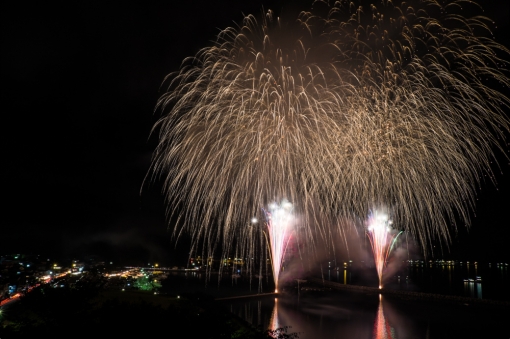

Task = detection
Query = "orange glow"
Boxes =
[373,296,396,339]
[268,298,279,331]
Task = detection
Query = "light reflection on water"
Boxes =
[222,290,508,339]
[374,295,394,339]
[324,262,509,301]
[269,298,279,330]
[169,269,508,337]
[226,293,415,338]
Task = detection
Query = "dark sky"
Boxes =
[2,1,509,265]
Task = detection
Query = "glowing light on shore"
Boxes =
[263,200,294,293]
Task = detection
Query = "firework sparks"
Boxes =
[366,210,397,288]
[263,200,294,292]
[149,0,510,264]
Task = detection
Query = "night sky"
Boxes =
[2,1,509,265]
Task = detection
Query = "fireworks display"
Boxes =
[366,210,397,288]
[150,0,510,263]
[263,200,295,292]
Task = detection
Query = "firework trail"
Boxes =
[262,200,294,292]
[149,0,510,262]
[366,209,398,288]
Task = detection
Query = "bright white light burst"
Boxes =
[264,199,294,292]
[367,210,395,288]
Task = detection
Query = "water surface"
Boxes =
[221,290,509,339]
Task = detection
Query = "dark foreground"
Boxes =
[222,278,510,339]
[0,272,294,339]
[2,271,509,338]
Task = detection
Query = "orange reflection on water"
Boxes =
[373,295,396,339]
[269,298,279,330]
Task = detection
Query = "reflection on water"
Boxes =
[166,269,508,337]
[325,261,509,301]
[463,279,483,299]
[223,289,508,339]
[226,292,419,339]
[269,298,279,330]
[374,295,396,339]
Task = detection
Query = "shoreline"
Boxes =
[307,277,510,308]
